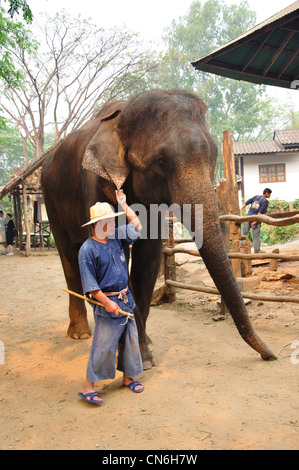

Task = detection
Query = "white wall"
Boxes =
[242,151,299,202]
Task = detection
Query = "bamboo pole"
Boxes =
[63,289,134,318]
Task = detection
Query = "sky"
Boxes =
[27,0,299,109]
[27,0,296,42]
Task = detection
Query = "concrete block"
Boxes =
[235,276,260,291]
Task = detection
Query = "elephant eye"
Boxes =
[154,156,168,169]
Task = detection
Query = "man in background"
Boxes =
[240,188,272,253]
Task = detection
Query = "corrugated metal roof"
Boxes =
[192,1,299,89]
[234,129,299,155]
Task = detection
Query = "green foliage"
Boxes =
[0,195,14,214]
[260,224,299,245]
[0,1,35,128]
[0,3,34,85]
[0,124,34,184]
[267,198,291,213]
[6,0,33,22]
[293,199,299,210]
[0,124,56,185]
[148,0,296,155]
[267,198,299,213]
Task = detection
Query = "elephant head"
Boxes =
[82,89,276,361]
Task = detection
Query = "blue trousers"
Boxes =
[86,308,143,383]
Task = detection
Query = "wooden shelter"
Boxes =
[192,1,299,89]
[0,145,58,256]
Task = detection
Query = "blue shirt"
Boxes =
[245,195,269,215]
[78,223,140,317]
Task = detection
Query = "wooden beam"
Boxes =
[243,31,273,72]
[278,45,299,78]
[263,31,295,76]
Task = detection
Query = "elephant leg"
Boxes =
[67,280,91,340]
[60,251,92,340]
[130,238,163,369]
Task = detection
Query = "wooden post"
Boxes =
[13,191,19,249]
[22,183,31,257]
[15,188,22,249]
[216,178,230,251]
[221,131,242,313]
[222,130,246,278]
[269,249,279,271]
[163,212,176,303]
[240,236,252,276]
[222,130,239,215]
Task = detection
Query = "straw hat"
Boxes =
[81,202,125,227]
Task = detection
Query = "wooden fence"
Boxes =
[162,212,299,306]
[161,130,299,307]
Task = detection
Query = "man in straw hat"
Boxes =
[77,190,144,405]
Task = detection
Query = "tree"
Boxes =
[0,123,34,184]
[0,0,34,128]
[151,0,292,147]
[0,10,160,161]
[5,0,32,21]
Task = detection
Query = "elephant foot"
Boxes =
[67,320,92,339]
[261,351,277,361]
[140,343,155,370]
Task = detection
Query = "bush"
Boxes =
[267,198,290,213]
[267,198,299,213]
[260,224,299,245]
[293,199,299,210]
[261,198,299,245]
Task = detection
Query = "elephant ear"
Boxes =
[82,103,129,189]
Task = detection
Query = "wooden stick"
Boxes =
[63,288,134,318]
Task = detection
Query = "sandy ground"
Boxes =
[0,241,298,451]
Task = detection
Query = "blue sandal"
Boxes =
[123,381,144,393]
[78,391,103,405]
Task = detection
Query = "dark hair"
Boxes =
[263,188,272,195]
[6,212,12,218]
[0,210,3,215]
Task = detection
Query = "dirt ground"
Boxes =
[0,240,298,451]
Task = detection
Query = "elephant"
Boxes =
[41,89,276,368]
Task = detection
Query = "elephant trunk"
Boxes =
[183,186,276,361]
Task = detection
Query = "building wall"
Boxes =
[242,151,299,202]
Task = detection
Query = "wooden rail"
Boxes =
[219,213,299,227]
[162,209,299,305]
[163,245,299,261]
[165,280,299,304]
